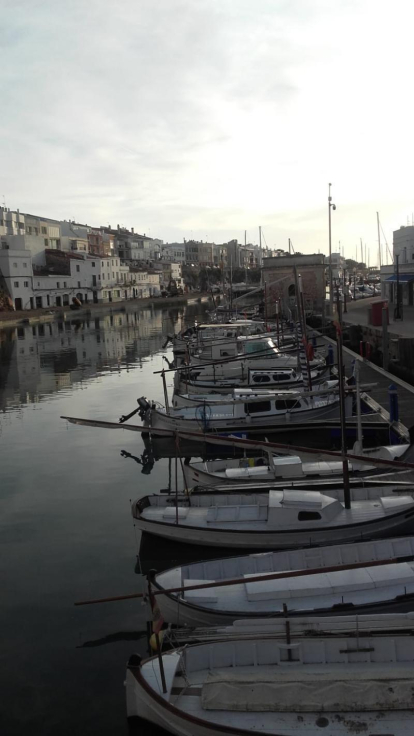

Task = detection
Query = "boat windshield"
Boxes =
[245,340,274,355]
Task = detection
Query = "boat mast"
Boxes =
[336,287,351,509]
[377,211,382,268]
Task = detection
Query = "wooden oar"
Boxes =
[74,554,414,606]
[60,416,414,471]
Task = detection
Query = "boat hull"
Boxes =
[155,588,414,628]
[133,506,414,549]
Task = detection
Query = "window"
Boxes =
[92,262,95,267]
[298,511,322,521]
[57,282,60,288]
[14,281,19,287]
[285,400,300,410]
[273,373,291,382]
[245,341,268,354]
[107,261,109,267]
[44,239,48,246]
[77,281,81,288]
[41,226,47,234]
[23,262,27,268]
[116,290,120,297]
[112,272,115,279]
[63,282,67,288]
[24,281,29,287]
[112,260,114,265]
[76,265,80,272]
[34,227,39,236]
[244,401,271,414]
[102,274,105,280]
[252,374,270,384]
[99,274,101,280]
[13,262,17,267]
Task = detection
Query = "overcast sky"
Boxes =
[1,0,413,261]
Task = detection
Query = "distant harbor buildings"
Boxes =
[0,205,278,311]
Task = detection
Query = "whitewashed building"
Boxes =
[0,247,34,310]
[161,243,186,263]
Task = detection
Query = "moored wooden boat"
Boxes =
[185,442,410,487]
[126,634,414,734]
[172,382,339,409]
[141,389,347,434]
[131,488,414,549]
[153,535,414,627]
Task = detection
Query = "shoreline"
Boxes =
[0,292,211,329]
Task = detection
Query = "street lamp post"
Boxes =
[328,183,336,316]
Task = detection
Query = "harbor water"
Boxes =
[0,302,211,736]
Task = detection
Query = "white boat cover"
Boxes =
[201,667,414,712]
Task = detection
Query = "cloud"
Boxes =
[0,0,413,256]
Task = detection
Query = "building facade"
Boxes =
[262,254,326,317]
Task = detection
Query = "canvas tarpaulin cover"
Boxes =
[201,667,414,712]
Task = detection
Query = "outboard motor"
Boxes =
[137,397,151,420]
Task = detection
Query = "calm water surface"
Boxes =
[0,302,210,736]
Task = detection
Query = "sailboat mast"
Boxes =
[336,288,351,509]
[377,212,382,268]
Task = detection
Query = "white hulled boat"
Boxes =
[185,442,410,487]
[176,364,328,394]
[140,388,347,434]
[172,382,339,410]
[153,535,414,627]
[131,488,414,548]
[126,634,414,734]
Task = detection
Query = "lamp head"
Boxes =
[332,204,336,211]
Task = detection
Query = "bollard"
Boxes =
[327,345,334,366]
[389,384,399,424]
[312,335,317,348]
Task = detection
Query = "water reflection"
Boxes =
[0,303,208,413]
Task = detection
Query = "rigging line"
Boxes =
[261,229,268,248]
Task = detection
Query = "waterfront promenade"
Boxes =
[343,296,414,338]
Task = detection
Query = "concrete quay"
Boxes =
[342,296,414,339]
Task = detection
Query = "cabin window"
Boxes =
[253,375,270,383]
[244,401,271,414]
[276,399,300,411]
[273,373,290,381]
[285,400,300,410]
[298,511,322,521]
[245,341,267,354]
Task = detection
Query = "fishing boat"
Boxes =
[171,321,273,356]
[175,364,329,394]
[189,336,325,372]
[139,388,347,435]
[131,488,414,548]
[185,442,410,487]
[153,535,414,627]
[126,633,414,734]
[172,382,339,409]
